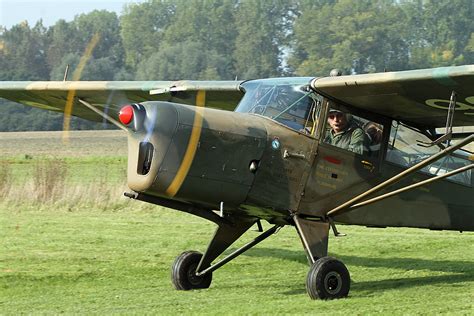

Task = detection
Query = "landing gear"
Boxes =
[171,224,279,292]
[172,251,212,290]
[170,217,350,299]
[306,257,350,300]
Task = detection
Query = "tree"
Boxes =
[402,0,474,68]
[289,0,410,76]
[74,10,124,62]
[135,41,228,80]
[45,19,80,71]
[233,0,296,79]
[289,0,474,76]
[165,1,238,56]
[48,10,126,81]
[0,21,50,80]
[120,0,177,70]
[130,0,241,80]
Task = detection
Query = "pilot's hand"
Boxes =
[299,127,311,134]
[366,124,382,143]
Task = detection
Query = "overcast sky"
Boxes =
[0,0,146,29]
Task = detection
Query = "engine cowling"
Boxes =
[122,101,268,209]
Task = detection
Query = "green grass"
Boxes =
[1,131,473,314]
[1,205,473,315]
[8,156,127,185]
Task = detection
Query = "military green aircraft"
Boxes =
[1,65,473,299]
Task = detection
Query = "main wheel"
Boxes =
[172,251,212,290]
[306,256,350,300]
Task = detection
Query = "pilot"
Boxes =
[324,109,369,155]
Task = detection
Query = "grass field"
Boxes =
[1,131,473,314]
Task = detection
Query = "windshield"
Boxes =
[235,78,321,133]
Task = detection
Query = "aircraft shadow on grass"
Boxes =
[240,247,474,296]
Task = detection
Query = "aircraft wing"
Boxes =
[0,80,244,122]
[312,65,474,128]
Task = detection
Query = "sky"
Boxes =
[0,0,146,29]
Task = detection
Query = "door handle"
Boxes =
[283,149,306,159]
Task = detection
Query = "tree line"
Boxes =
[0,0,473,131]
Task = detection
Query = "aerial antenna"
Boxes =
[63,64,70,81]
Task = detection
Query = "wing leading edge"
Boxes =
[0,80,244,122]
[312,65,474,128]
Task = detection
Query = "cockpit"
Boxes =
[235,78,321,133]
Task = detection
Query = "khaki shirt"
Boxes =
[324,122,369,155]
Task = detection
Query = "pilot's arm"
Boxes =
[348,128,370,155]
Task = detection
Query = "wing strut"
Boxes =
[326,134,474,218]
[418,91,456,147]
[347,163,473,210]
[78,98,127,131]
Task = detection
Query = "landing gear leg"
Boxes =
[293,215,350,299]
[171,218,279,291]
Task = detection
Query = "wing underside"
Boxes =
[0,80,244,122]
[312,65,474,128]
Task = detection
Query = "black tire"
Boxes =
[306,256,350,300]
[172,251,212,290]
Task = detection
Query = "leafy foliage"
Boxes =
[0,0,472,130]
[233,0,296,79]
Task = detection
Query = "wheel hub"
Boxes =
[187,263,203,286]
[324,271,342,294]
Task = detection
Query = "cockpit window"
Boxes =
[236,78,322,134]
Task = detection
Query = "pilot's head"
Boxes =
[328,109,349,133]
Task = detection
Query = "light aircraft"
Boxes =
[1,65,473,299]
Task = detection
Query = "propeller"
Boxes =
[62,33,101,144]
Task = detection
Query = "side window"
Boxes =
[387,122,472,186]
[323,107,383,158]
